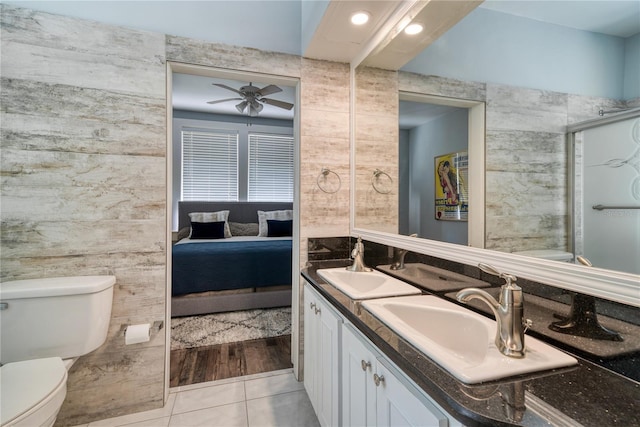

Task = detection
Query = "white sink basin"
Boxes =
[362,295,577,384]
[317,268,421,300]
[378,263,490,292]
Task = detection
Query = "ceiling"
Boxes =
[4,0,638,119]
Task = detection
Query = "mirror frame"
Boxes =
[348,4,639,308]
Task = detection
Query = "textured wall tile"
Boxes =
[567,94,626,125]
[486,83,568,133]
[398,72,486,101]
[299,58,350,240]
[1,6,165,96]
[1,79,165,157]
[301,59,350,112]
[355,67,399,116]
[354,67,399,233]
[0,5,167,425]
[484,128,568,252]
[166,35,301,79]
[60,345,165,426]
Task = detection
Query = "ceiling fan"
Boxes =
[207,82,294,117]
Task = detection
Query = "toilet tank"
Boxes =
[0,276,115,364]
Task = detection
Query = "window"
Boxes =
[181,129,239,201]
[248,133,294,201]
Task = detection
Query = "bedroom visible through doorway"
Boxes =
[167,64,298,388]
[170,308,292,387]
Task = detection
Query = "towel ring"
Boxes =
[371,169,393,194]
[317,168,341,194]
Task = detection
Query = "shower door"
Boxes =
[577,115,640,274]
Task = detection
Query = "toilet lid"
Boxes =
[0,357,67,425]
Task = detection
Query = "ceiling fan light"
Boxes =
[404,23,423,35]
[250,100,264,113]
[236,101,247,114]
[351,11,370,26]
[249,105,261,117]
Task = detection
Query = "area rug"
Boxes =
[171,307,291,350]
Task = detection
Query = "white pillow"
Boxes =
[257,210,293,237]
[188,210,231,238]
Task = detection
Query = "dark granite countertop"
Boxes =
[301,261,640,427]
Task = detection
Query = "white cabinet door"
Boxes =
[376,360,450,427]
[303,284,318,411]
[343,323,453,427]
[303,282,342,427]
[342,323,377,427]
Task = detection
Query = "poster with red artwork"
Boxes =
[435,151,468,221]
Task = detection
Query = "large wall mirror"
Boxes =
[351,0,639,306]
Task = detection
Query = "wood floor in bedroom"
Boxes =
[170,335,293,387]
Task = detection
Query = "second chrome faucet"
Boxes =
[346,236,372,272]
[456,263,532,358]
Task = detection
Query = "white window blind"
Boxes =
[248,133,294,201]
[181,129,239,201]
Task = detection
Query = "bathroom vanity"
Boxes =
[301,261,640,427]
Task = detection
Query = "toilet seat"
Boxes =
[1,357,67,427]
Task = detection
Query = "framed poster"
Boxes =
[435,151,468,221]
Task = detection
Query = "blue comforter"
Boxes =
[171,238,292,296]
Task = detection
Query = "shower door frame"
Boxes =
[566,107,640,272]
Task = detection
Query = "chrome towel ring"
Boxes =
[371,169,393,194]
[317,167,341,194]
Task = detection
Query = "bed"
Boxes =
[171,201,293,317]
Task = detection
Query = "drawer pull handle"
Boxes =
[315,307,321,315]
[373,373,385,387]
[361,360,371,371]
[310,302,316,309]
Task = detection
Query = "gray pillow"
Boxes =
[177,227,191,240]
[229,222,259,237]
[257,210,293,237]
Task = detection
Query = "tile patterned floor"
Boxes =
[72,369,319,427]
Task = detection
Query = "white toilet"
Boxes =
[0,276,115,427]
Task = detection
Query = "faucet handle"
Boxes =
[478,263,518,287]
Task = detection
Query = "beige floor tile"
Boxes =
[120,416,171,427]
[246,390,319,427]
[245,372,304,400]
[88,395,176,426]
[172,382,245,415]
[169,402,248,427]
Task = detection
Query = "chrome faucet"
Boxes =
[390,248,409,270]
[390,234,418,270]
[456,263,532,358]
[346,236,372,272]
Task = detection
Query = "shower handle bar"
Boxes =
[598,108,632,116]
[592,204,640,211]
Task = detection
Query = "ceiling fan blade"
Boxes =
[258,84,282,97]
[236,100,248,114]
[213,83,242,94]
[206,97,242,105]
[261,98,294,110]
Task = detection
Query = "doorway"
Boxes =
[165,62,300,389]
[398,92,485,248]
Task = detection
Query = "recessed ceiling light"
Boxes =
[404,23,423,35]
[351,11,370,26]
